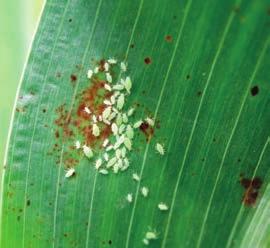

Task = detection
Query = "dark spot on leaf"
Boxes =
[144,57,152,65]
[139,122,154,142]
[197,91,202,96]
[130,44,135,48]
[238,158,241,163]
[165,35,173,42]
[56,72,61,78]
[17,216,21,221]
[233,5,240,13]
[27,199,31,206]
[55,130,60,138]
[70,74,77,82]
[173,15,177,19]
[186,74,191,80]
[213,138,216,142]
[68,18,72,22]
[267,7,270,16]
[240,176,263,206]
[250,85,259,96]
[42,109,47,113]
[108,240,112,245]
[64,233,68,237]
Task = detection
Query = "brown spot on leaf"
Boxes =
[139,122,154,142]
[240,176,263,206]
[250,85,259,96]
[144,57,152,65]
[165,35,173,42]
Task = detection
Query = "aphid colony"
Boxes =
[64,58,168,245]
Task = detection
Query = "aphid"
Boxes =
[145,231,158,240]
[113,91,120,98]
[104,83,112,91]
[113,84,124,91]
[117,158,123,168]
[127,108,135,116]
[122,113,128,123]
[102,139,109,147]
[94,66,99,74]
[121,158,130,171]
[143,239,149,245]
[110,95,116,105]
[99,169,109,175]
[114,135,125,149]
[158,202,169,211]
[121,147,127,158]
[98,115,103,122]
[92,123,100,137]
[126,125,134,139]
[119,124,126,134]
[113,163,120,173]
[115,149,122,159]
[126,193,133,203]
[95,158,102,170]
[104,99,112,106]
[112,107,119,114]
[123,76,132,94]
[106,72,112,83]
[87,69,93,79]
[141,187,149,197]
[102,106,112,120]
[107,157,117,168]
[104,62,109,71]
[116,114,123,126]
[133,120,143,128]
[83,145,93,158]
[120,62,127,72]
[103,119,111,125]
[124,137,132,151]
[111,123,118,135]
[92,115,97,123]
[106,145,114,152]
[65,168,75,178]
[108,112,117,121]
[156,143,165,155]
[145,117,155,127]
[117,94,125,110]
[75,140,81,149]
[108,58,117,64]
[132,173,140,181]
[84,106,91,114]
[104,153,109,161]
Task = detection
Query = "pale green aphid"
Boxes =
[99,169,109,175]
[110,95,116,105]
[104,99,112,106]
[132,173,140,181]
[92,123,100,137]
[126,125,134,139]
[141,186,149,197]
[120,61,127,72]
[121,147,127,158]
[102,139,109,147]
[158,202,169,211]
[104,62,109,71]
[111,123,118,135]
[107,157,117,168]
[156,143,165,155]
[145,230,158,240]
[92,115,97,123]
[143,239,149,245]
[115,149,122,159]
[133,120,143,128]
[94,66,99,74]
[83,145,93,158]
[103,153,109,161]
[113,163,120,174]
[122,113,128,123]
[126,193,132,203]
[127,108,135,116]
[65,168,75,178]
[106,145,113,152]
[95,158,102,170]
[123,76,132,94]
[108,112,117,121]
[106,72,112,83]
[75,140,81,149]
[87,69,93,79]
[102,106,111,120]
[124,137,132,150]
[145,117,155,127]
[113,84,124,91]
[108,58,117,64]
[116,114,123,126]
[104,83,112,91]
[84,106,91,114]
[119,124,126,134]
[114,135,125,149]
[117,94,125,110]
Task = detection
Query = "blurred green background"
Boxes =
[0,1,44,167]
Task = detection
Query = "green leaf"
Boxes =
[1,0,270,247]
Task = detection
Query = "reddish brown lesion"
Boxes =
[139,122,154,142]
[240,176,263,206]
